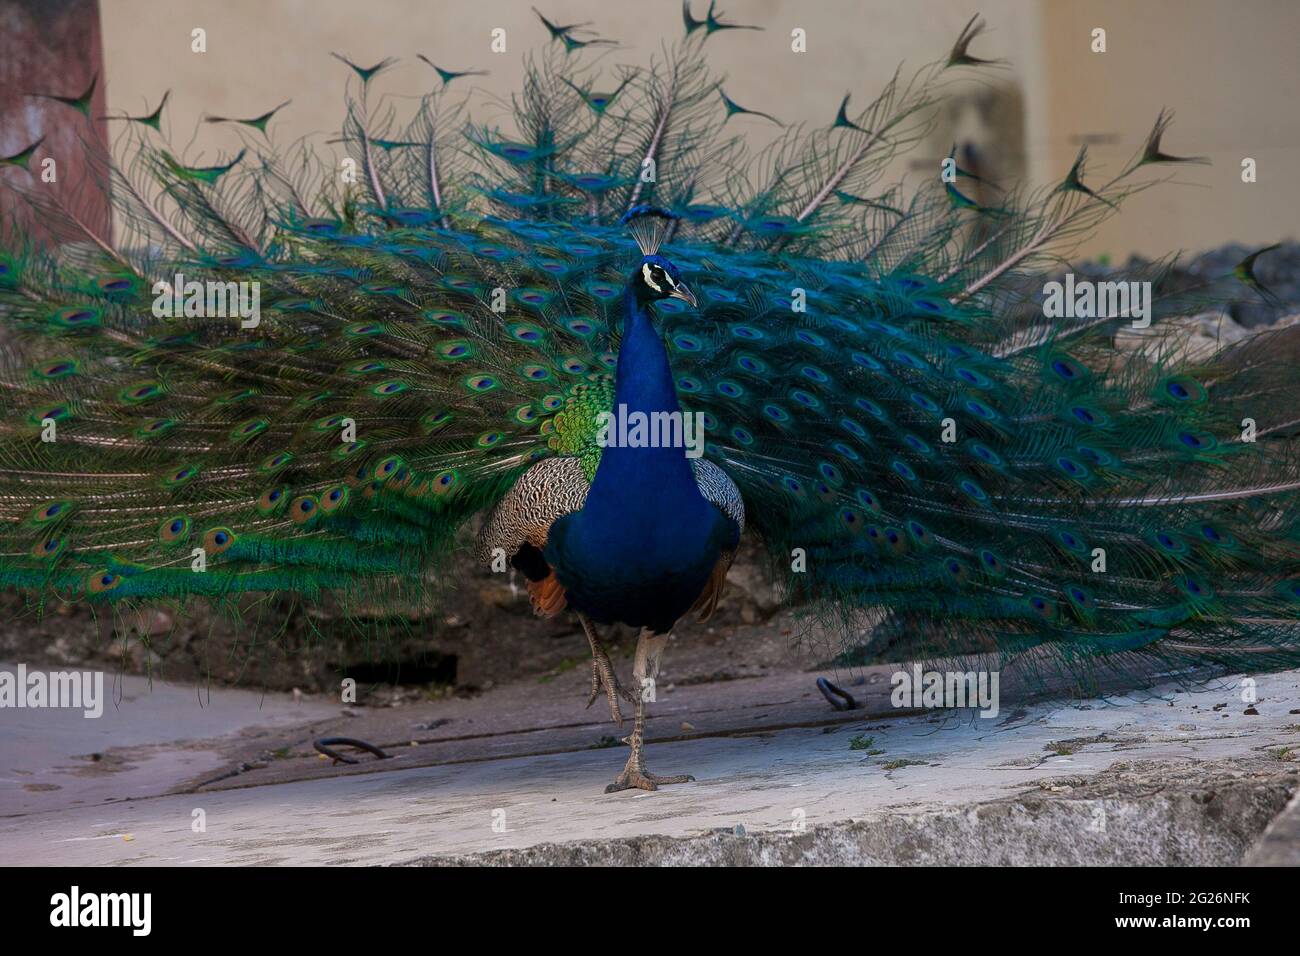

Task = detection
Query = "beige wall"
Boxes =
[98,0,1297,259]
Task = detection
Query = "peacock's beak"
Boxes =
[668,282,697,309]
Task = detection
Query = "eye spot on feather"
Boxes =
[334,439,367,460]
[1047,354,1089,383]
[165,465,198,487]
[231,418,268,442]
[509,323,545,343]
[1152,530,1188,555]
[1076,445,1113,467]
[856,398,886,419]
[160,516,190,542]
[87,571,122,595]
[423,309,466,327]
[432,470,458,495]
[1057,530,1087,554]
[1177,430,1216,451]
[29,406,70,426]
[290,496,319,523]
[421,409,454,432]
[51,306,101,330]
[1027,595,1056,619]
[1160,376,1206,404]
[855,489,881,514]
[1055,456,1088,479]
[34,359,78,380]
[911,392,941,415]
[438,341,473,360]
[980,550,1005,576]
[893,350,926,371]
[763,404,791,423]
[840,418,867,439]
[374,456,403,480]
[892,460,917,482]
[203,527,236,555]
[321,485,350,513]
[121,382,163,404]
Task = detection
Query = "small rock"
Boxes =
[680,722,695,732]
[1244,707,1259,715]
[733,824,746,837]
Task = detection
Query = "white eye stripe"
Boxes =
[642,262,664,292]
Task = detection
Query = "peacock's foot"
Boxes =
[585,646,634,726]
[604,751,695,793]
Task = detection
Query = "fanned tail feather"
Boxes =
[0,23,1296,684]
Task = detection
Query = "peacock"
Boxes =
[1,12,1297,793]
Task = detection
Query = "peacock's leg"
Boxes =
[605,629,695,794]
[579,613,634,726]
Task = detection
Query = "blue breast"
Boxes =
[545,286,738,631]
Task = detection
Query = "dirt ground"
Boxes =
[0,536,830,703]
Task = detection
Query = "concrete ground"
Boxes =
[1,658,1298,866]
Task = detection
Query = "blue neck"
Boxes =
[584,285,703,511]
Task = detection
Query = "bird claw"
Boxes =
[605,768,695,794]
[585,653,629,726]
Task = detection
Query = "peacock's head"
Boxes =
[634,254,697,308]
[621,205,696,309]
